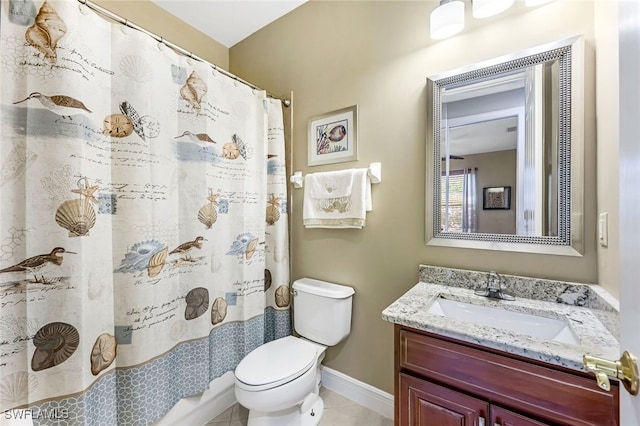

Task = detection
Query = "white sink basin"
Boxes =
[427,297,579,345]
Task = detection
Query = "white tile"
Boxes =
[318,389,393,426]
[319,405,386,426]
[205,421,230,426]
[231,403,249,421]
[214,388,393,426]
[206,404,233,424]
[319,387,356,408]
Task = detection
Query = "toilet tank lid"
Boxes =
[292,278,355,298]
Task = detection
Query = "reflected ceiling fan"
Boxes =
[441,155,465,160]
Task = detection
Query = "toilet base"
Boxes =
[246,394,324,426]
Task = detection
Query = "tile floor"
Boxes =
[205,387,393,426]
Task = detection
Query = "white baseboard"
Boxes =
[320,366,394,420]
[153,367,394,425]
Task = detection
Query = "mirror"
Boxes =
[426,36,584,256]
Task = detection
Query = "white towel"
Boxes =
[303,168,372,229]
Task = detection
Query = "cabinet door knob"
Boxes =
[583,350,639,395]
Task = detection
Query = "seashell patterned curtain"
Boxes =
[0,0,291,424]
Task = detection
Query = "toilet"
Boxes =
[234,278,355,426]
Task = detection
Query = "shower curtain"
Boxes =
[0,0,290,424]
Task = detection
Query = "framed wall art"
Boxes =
[483,186,511,210]
[308,105,358,166]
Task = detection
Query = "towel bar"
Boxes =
[289,162,382,189]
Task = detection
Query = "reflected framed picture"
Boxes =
[483,186,511,210]
[308,105,358,166]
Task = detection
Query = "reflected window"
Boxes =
[441,168,479,233]
[441,170,464,232]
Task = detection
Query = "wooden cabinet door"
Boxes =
[491,405,550,426]
[399,373,488,426]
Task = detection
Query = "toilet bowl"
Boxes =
[234,278,354,426]
[235,336,326,426]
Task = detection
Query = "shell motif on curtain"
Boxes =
[0,0,290,424]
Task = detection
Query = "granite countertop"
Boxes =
[382,266,620,373]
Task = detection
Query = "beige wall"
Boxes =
[92,0,228,69]
[230,1,600,394]
[595,0,620,299]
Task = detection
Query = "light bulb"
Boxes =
[472,0,515,18]
[430,0,465,40]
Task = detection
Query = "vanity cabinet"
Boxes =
[395,325,619,426]
[399,373,548,425]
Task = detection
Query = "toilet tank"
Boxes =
[292,278,355,346]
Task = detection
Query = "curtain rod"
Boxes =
[76,0,290,107]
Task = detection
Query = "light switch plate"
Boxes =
[599,212,608,247]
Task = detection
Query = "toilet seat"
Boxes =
[235,336,318,391]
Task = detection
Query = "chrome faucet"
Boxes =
[474,271,515,301]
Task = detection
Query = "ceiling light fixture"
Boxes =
[472,0,515,18]
[430,0,465,40]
